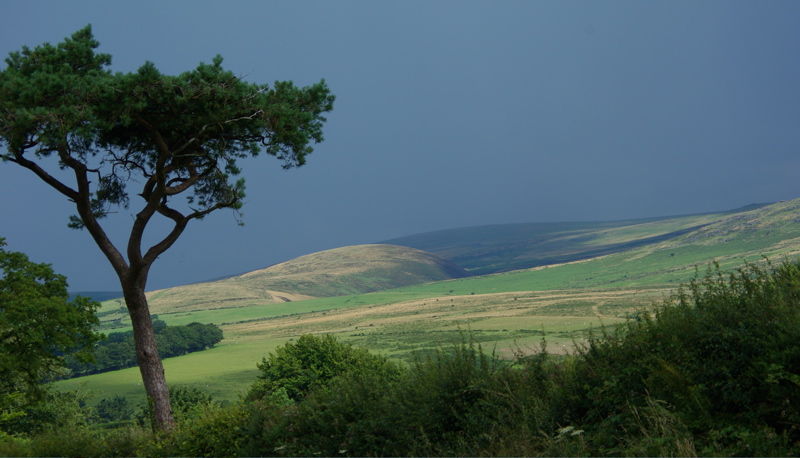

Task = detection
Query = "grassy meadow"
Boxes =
[58,199,800,406]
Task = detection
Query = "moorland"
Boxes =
[58,199,800,403]
[7,198,800,456]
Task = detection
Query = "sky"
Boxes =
[1,1,799,292]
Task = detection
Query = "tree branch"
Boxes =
[127,116,175,273]
[54,143,130,278]
[164,161,199,196]
[141,192,241,268]
[5,149,80,201]
[173,109,265,155]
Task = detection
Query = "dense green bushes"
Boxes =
[245,333,402,402]
[4,259,800,456]
[0,239,102,432]
[240,335,510,456]
[559,260,800,455]
[95,395,133,424]
[167,260,800,456]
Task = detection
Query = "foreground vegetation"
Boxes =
[4,259,800,456]
[48,200,800,408]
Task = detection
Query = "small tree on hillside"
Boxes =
[0,26,335,430]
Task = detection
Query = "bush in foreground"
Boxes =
[4,260,800,456]
[245,333,402,402]
[556,260,800,455]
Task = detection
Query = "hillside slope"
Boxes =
[383,204,771,275]
[142,244,468,315]
[74,200,800,403]
[236,244,469,297]
[102,201,796,320]
[400,199,800,295]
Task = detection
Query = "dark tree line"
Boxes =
[64,320,223,377]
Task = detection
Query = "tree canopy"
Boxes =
[0,25,334,430]
[0,25,334,236]
[0,238,102,403]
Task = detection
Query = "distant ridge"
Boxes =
[74,203,781,300]
[382,203,776,275]
[721,202,774,214]
[88,200,800,332]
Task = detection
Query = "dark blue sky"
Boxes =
[2,1,799,291]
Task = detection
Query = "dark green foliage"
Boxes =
[0,425,153,457]
[383,337,511,454]
[0,239,102,394]
[239,333,547,457]
[257,364,403,456]
[168,386,214,420]
[557,260,800,455]
[96,395,133,423]
[0,239,101,435]
[64,321,223,377]
[1,388,93,436]
[246,333,401,402]
[135,385,215,431]
[155,321,224,357]
[162,403,251,458]
[7,260,800,456]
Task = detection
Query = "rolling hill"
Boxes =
[95,200,800,320]
[381,203,772,275]
[66,198,800,404]
[395,199,800,298]
[137,244,469,315]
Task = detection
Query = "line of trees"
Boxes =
[64,320,223,378]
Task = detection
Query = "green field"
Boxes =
[58,340,269,405]
[58,199,800,406]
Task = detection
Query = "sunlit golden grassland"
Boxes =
[59,199,800,405]
[60,285,665,404]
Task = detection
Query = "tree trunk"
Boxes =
[122,284,175,431]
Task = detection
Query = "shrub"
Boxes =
[241,334,404,456]
[259,332,543,457]
[96,395,133,423]
[390,335,509,454]
[246,334,400,402]
[1,388,92,436]
[163,403,252,458]
[245,364,403,457]
[557,260,800,455]
[0,426,154,457]
[136,385,214,430]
